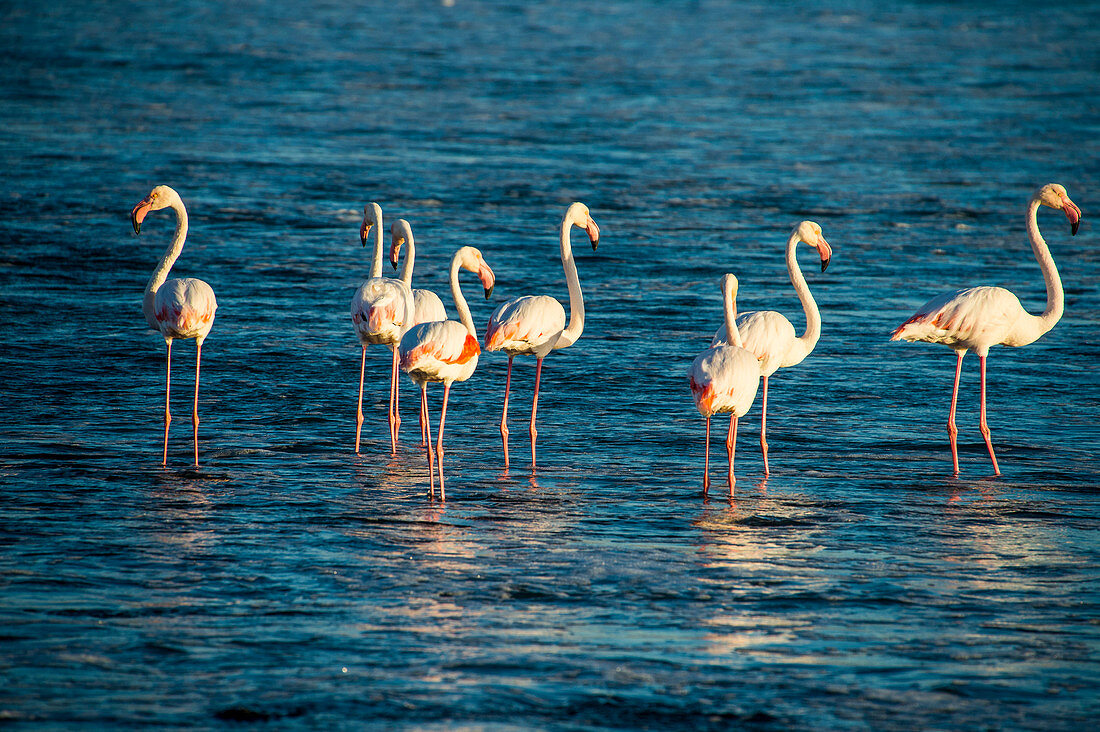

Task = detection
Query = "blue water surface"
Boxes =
[1,0,1098,728]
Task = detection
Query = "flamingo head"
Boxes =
[796,220,832,272]
[361,202,382,247]
[565,202,600,250]
[1038,184,1081,236]
[454,246,496,299]
[389,218,413,271]
[130,185,179,235]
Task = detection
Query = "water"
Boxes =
[2,0,1099,728]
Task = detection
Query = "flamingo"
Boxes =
[891,183,1081,476]
[130,185,218,467]
[351,202,414,454]
[390,218,448,446]
[711,220,832,476]
[399,246,496,500]
[690,274,762,495]
[484,202,600,470]
[390,218,448,324]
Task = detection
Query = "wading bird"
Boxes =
[131,185,218,467]
[484,203,600,470]
[891,183,1081,475]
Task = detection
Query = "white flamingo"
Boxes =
[484,202,600,470]
[690,274,762,495]
[351,202,413,454]
[389,218,448,324]
[891,183,1081,475]
[130,185,218,467]
[712,220,832,476]
[399,246,496,500]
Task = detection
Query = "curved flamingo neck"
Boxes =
[1026,196,1064,335]
[369,209,384,280]
[554,216,584,349]
[396,221,416,287]
[143,197,188,327]
[722,278,744,348]
[450,256,476,338]
[786,229,821,360]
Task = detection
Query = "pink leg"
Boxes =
[355,346,366,454]
[388,346,401,454]
[437,382,451,501]
[421,383,436,497]
[163,340,173,466]
[978,355,1001,476]
[192,341,202,467]
[703,415,711,496]
[500,355,513,468]
[948,352,963,475]
[530,356,544,470]
[419,394,427,447]
[726,413,738,495]
[759,375,770,476]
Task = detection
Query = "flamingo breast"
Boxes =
[154,277,217,341]
[351,277,412,346]
[689,344,761,418]
[712,310,798,376]
[484,295,565,355]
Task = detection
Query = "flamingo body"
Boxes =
[413,288,447,325]
[891,285,1036,354]
[714,310,797,377]
[149,277,217,342]
[485,295,566,357]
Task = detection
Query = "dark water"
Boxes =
[2,0,1099,728]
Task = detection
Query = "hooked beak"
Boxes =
[479,262,496,299]
[389,237,402,271]
[1064,198,1082,236]
[585,215,600,251]
[360,221,372,248]
[817,236,833,272]
[131,195,153,235]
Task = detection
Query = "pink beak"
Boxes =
[360,220,372,248]
[585,216,600,250]
[389,237,402,271]
[817,236,833,272]
[478,262,496,299]
[1064,199,1082,236]
[131,195,153,235]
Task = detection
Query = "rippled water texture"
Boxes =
[2,0,1099,728]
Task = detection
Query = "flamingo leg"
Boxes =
[388,346,400,454]
[947,351,963,475]
[421,383,436,498]
[163,340,173,466]
[978,355,1001,476]
[703,415,711,496]
[530,356,544,470]
[437,382,451,501]
[727,413,738,496]
[355,346,366,454]
[192,341,202,468]
[500,355,512,468]
[759,375,770,476]
[419,393,427,447]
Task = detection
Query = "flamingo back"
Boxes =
[712,310,799,377]
[689,344,761,418]
[153,277,217,342]
[413,288,447,325]
[399,320,481,384]
[485,295,566,355]
[891,286,1029,352]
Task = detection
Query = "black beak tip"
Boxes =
[591,237,599,251]
[484,285,494,299]
[821,257,831,273]
[360,235,368,248]
[1072,220,1080,236]
[132,221,141,235]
